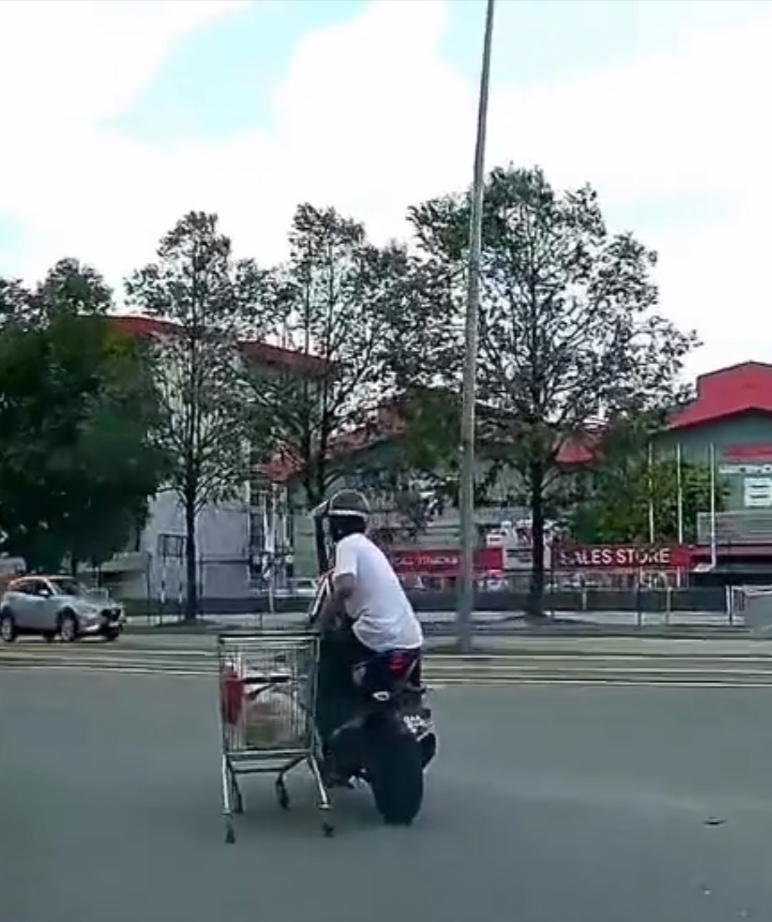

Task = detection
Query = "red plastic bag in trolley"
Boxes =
[220,664,245,726]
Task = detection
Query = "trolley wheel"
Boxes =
[276,779,290,810]
[225,820,235,844]
[322,821,335,837]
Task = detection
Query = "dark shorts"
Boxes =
[316,624,421,744]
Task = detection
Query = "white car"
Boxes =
[0,576,125,643]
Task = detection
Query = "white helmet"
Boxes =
[311,489,370,523]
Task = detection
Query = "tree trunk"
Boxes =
[527,461,546,618]
[184,495,198,622]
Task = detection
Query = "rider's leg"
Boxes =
[316,631,353,745]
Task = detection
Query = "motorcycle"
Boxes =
[309,524,437,826]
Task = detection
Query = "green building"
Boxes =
[660,361,772,577]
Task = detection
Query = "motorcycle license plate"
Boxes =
[402,712,433,740]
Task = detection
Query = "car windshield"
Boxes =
[48,578,82,597]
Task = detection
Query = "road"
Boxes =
[4,632,772,685]
[2,670,771,922]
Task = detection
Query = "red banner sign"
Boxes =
[554,544,691,570]
[723,444,772,461]
[391,547,504,575]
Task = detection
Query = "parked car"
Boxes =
[0,576,125,643]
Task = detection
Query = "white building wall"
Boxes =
[106,490,253,600]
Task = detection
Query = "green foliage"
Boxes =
[0,261,165,571]
[571,451,720,545]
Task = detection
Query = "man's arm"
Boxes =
[318,537,358,633]
[318,573,356,633]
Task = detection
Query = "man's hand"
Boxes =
[318,573,356,633]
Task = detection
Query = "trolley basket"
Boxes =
[217,631,332,841]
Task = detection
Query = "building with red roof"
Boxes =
[100,314,326,601]
[110,314,327,376]
[657,361,772,580]
[100,327,772,591]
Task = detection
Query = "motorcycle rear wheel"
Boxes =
[367,730,424,826]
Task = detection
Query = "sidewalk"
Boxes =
[425,634,772,657]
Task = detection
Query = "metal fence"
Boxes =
[122,585,735,623]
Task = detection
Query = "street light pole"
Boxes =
[458,0,495,653]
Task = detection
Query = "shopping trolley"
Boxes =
[217,631,332,842]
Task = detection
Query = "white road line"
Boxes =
[5,661,772,688]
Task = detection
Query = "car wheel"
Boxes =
[59,612,79,643]
[103,628,121,642]
[0,611,17,643]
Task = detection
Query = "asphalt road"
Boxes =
[6,632,772,685]
[2,672,772,921]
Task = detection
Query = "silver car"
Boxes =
[0,576,124,643]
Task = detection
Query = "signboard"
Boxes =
[744,477,772,508]
[391,547,504,575]
[485,530,505,547]
[719,463,772,476]
[505,547,533,571]
[723,444,772,461]
[553,544,691,570]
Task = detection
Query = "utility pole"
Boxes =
[709,442,717,570]
[458,0,495,653]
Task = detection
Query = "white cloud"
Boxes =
[0,0,248,276]
[1,0,771,377]
[0,1,246,125]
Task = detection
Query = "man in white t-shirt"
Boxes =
[317,489,422,653]
[313,490,423,750]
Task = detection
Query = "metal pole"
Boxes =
[676,443,684,545]
[267,484,276,618]
[709,443,717,569]
[458,0,495,653]
[647,440,655,544]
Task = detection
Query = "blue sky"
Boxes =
[109,0,762,144]
[1,0,770,375]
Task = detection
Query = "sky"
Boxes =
[0,0,770,379]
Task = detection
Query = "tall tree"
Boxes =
[249,204,450,509]
[0,260,165,572]
[126,212,262,620]
[410,166,697,614]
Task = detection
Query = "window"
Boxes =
[48,578,80,597]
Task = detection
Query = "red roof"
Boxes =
[110,315,326,374]
[261,404,603,484]
[669,361,772,430]
[260,404,407,483]
[240,339,326,375]
[556,431,603,465]
[111,315,178,338]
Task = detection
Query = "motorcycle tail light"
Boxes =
[389,652,411,675]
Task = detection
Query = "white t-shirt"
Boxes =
[334,532,423,653]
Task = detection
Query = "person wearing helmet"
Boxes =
[312,489,423,754]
